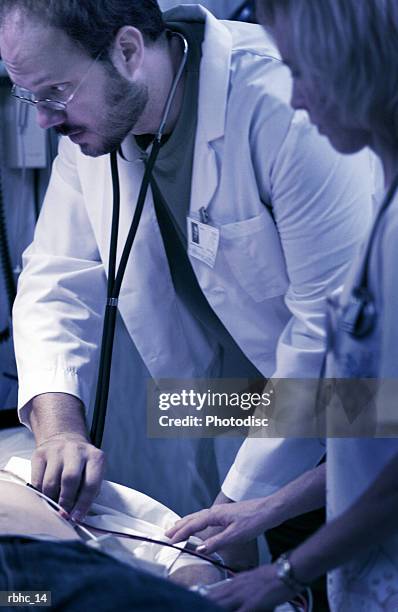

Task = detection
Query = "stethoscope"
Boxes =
[90,32,189,448]
[338,171,398,339]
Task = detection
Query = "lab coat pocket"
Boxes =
[220,209,289,302]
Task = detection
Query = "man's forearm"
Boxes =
[219,464,325,523]
[214,490,233,504]
[259,462,326,530]
[29,392,89,444]
[27,392,104,516]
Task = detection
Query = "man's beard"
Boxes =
[57,67,149,157]
[94,66,149,155]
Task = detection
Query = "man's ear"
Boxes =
[109,26,145,79]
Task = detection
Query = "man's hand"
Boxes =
[28,392,105,519]
[166,497,273,554]
[32,433,105,518]
[204,565,294,611]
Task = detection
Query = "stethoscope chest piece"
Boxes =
[338,172,398,341]
[340,286,377,338]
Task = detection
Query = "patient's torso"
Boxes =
[0,481,79,541]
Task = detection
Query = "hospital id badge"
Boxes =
[187,216,220,268]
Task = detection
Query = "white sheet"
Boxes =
[4,455,207,576]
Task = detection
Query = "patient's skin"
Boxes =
[0,481,79,540]
[0,481,223,587]
[170,564,223,587]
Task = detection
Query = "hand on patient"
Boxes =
[166,496,274,555]
[29,393,105,520]
[32,433,105,519]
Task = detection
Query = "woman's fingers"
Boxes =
[166,508,225,542]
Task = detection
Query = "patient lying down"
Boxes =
[0,476,222,611]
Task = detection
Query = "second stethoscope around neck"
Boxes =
[90,31,188,448]
[338,171,398,339]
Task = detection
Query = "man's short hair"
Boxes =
[0,0,166,58]
[258,0,398,144]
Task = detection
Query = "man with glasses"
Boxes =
[1,2,372,601]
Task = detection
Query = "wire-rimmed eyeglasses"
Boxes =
[11,51,103,112]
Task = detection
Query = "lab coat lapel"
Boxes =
[94,146,217,380]
[189,11,232,216]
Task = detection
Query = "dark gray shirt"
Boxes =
[136,22,262,379]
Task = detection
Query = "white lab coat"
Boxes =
[324,189,398,610]
[13,7,373,510]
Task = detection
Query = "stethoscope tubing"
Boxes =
[356,172,398,293]
[90,32,188,448]
[90,141,161,447]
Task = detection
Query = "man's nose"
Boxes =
[36,105,65,130]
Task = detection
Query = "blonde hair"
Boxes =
[259,0,398,143]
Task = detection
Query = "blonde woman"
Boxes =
[168,1,398,609]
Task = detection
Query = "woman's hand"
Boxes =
[204,564,295,611]
[165,497,277,554]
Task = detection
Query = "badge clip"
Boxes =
[199,206,209,224]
